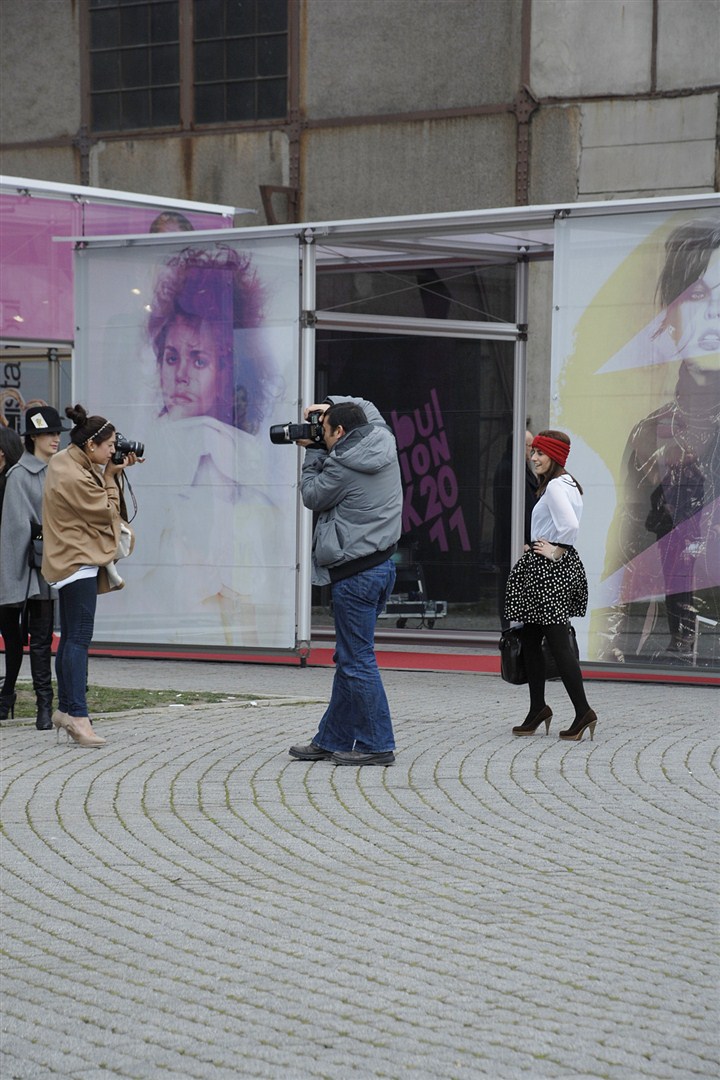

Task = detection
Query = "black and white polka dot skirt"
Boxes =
[504,548,588,625]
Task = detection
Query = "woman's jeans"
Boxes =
[56,578,97,717]
[314,559,396,753]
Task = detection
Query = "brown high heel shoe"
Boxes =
[558,709,597,742]
[512,706,552,736]
[65,716,106,749]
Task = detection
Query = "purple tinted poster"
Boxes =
[391,389,471,554]
[74,236,300,650]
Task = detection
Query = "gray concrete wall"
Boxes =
[526,261,554,430]
[88,131,289,216]
[303,0,523,117]
[577,94,719,199]
[0,146,79,185]
[301,115,516,220]
[0,0,717,450]
[0,0,80,144]
[528,105,581,205]
[656,0,720,90]
[531,0,654,97]
[1,0,717,217]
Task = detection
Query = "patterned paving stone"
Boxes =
[1,660,718,1079]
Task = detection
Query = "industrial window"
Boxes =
[88,0,288,132]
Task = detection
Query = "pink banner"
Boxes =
[0,193,231,343]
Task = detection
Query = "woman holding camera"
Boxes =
[42,405,137,748]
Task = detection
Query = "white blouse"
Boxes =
[531,475,583,546]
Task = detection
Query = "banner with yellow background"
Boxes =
[552,208,720,671]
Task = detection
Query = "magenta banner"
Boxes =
[391,389,471,554]
[0,192,231,344]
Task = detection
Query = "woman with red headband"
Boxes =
[504,430,598,741]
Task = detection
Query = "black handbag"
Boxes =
[27,521,43,570]
[499,628,526,684]
[499,625,579,685]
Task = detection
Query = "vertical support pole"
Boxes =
[47,347,60,409]
[511,254,529,567]
[296,231,316,655]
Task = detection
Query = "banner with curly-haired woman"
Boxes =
[553,209,720,672]
[74,237,299,649]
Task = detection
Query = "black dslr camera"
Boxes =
[111,433,145,464]
[269,410,325,446]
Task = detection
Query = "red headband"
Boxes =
[532,435,570,467]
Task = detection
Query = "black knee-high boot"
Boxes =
[28,599,54,730]
[0,605,24,720]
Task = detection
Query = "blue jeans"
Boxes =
[56,578,97,717]
[314,559,396,753]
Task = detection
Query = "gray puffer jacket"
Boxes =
[301,397,402,586]
[0,450,52,606]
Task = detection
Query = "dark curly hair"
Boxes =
[148,246,274,434]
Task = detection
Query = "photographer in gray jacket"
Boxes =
[290,396,402,766]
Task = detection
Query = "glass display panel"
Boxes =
[316,263,516,324]
[314,329,517,634]
[74,236,301,650]
[553,208,720,672]
[0,350,72,444]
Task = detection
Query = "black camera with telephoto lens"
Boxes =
[111,433,145,465]
[269,410,325,446]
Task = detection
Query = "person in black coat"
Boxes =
[0,425,25,721]
[0,408,67,728]
[493,429,538,629]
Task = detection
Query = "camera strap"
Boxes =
[118,472,138,523]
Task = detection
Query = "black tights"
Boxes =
[520,623,590,722]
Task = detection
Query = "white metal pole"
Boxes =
[511,254,529,567]
[296,231,317,656]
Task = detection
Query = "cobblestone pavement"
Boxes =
[1,658,718,1079]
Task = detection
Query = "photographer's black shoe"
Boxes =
[331,749,395,766]
[289,741,334,761]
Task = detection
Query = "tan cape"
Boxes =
[42,443,133,595]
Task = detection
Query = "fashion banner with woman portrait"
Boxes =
[73,237,300,649]
[552,208,720,671]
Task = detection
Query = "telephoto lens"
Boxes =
[269,412,325,445]
[269,422,307,444]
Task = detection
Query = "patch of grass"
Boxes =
[5,681,256,719]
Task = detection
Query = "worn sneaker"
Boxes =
[331,749,395,766]
[289,741,334,761]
